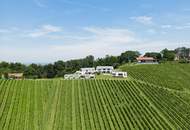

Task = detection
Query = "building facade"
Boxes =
[8,73,23,79]
[112,71,127,78]
[96,66,114,73]
[136,56,158,64]
[80,67,96,74]
[64,70,95,80]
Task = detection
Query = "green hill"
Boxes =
[120,62,190,109]
[120,63,190,91]
[0,63,190,130]
[0,79,190,129]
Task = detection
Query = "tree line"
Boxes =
[0,47,189,79]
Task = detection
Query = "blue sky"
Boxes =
[1,0,190,63]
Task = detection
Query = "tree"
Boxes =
[43,64,56,78]
[0,62,11,76]
[144,52,162,61]
[0,61,10,68]
[24,64,43,78]
[104,55,118,66]
[161,49,175,61]
[94,55,119,68]
[54,61,66,77]
[9,62,26,72]
[119,51,140,63]
[82,55,94,67]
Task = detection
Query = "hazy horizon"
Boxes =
[1,0,190,63]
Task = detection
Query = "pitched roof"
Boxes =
[136,56,155,61]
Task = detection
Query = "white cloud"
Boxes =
[27,25,63,37]
[33,0,47,8]
[0,29,11,33]
[0,26,138,62]
[146,29,156,34]
[83,27,136,43]
[1,25,190,63]
[160,23,190,30]
[1,38,187,63]
[0,27,19,33]
[175,25,190,30]
[48,27,139,60]
[130,16,153,25]
[161,25,172,29]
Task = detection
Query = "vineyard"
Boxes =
[0,79,190,130]
[120,63,190,91]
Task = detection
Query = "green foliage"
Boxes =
[161,49,175,61]
[119,51,140,63]
[178,59,189,64]
[24,64,43,78]
[43,64,56,78]
[95,55,119,68]
[144,52,162,60]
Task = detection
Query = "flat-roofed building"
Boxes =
[80,67,96,74]
[96,66,114,73]
[112,71,127,78]
[64,70,95,80]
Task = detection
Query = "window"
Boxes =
[118,73,123,76]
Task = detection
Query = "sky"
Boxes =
[1,0,190,63]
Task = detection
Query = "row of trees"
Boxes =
[0,47,189,79]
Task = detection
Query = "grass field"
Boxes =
[0,78,190,130]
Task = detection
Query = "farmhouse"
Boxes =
[136,56,158,64]
[112,71,127,78]
[8,73,23,79]
[80,67,96,74]
[96,66,114,73]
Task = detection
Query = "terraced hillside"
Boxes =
[0,79,190,130]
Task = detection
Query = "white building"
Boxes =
[112,71,127,78]
[64,70,95,80]
[96,66,114,73]
[80,74,95,79]
[80,67,96,74]
[64,74,73,79]
[64,73,81,79]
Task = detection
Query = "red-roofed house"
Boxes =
[136,56,158,64]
